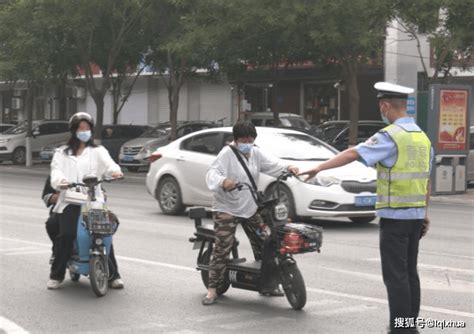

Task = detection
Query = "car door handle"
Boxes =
[176,157,186,162]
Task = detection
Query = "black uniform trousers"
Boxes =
[379,217,424,331]
[49,205,121,281]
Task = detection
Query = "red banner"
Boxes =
[437,89,468,151]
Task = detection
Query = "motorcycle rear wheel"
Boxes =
[280,263,306,310]
[90,255,108,297]
[200,249,230,295]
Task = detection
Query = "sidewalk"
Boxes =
[429,186,474,205]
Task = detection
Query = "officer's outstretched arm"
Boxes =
[299,148,360,181]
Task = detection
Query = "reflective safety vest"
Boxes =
[376,124,431,209]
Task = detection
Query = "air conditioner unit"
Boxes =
[11,97,23,109]
[72,87,86,99]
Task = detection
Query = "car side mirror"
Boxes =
[32,130,40,137]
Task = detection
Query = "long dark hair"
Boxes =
[64,120,96,156]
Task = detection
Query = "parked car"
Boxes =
[40,124,151,163]
[119,121,219,172]
[468,126,474,184]
[0,120,70,164]
[315,120,386,151]
[246,112,321,136]
[146,127,377,223]
[0,124,15,133]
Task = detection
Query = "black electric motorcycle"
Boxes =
[189,172,323,310]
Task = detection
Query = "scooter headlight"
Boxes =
[95,238,103,246]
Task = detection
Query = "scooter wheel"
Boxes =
[90,255,108,297]
[280,263,306,310]
[69,271,80,282]
[200,249,230,295]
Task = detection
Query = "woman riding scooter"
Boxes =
[42,175,124,289]
[203,121,299,305]
[47,112,123,290]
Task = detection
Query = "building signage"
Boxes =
[437,89,468,151]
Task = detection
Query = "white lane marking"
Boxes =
[194,310,258,323]
[4,250,51,256]
[365,258,474,275]
[307,288,474,319]
[2,236,473,319]
[305,299,341,307]
[0,316,30,334]
[0,247,37,253]
[420,250,474,260]
[218,316,291,330]
[313,304,377,317]
[0,237,50,248]
[318,266,381,281]
[428,208,473,214]
[116,255,195,272]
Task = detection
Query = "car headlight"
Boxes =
[140,145,154,155]
[0,138,10,144]
[306,175,341,187]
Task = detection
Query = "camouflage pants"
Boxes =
[208,212,266,289]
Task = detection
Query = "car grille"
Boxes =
[123,146,142,155]
[341,180,376,194]
[0,146,7,151]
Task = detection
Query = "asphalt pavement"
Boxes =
[0,164,472,334]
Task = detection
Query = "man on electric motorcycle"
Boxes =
[203,121,299,305]
[42,175,124,289]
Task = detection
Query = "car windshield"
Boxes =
[140,125,171,138]
[257,132,336,161]
[3,121,34,135]
[287,118,311,130]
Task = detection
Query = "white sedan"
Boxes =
[146,127,377,223]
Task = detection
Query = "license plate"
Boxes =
[354,195,377,207]
[123,155,134,162]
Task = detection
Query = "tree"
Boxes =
[394,0,474,82]
[298,0,391,146]
[143,0,215,140]
[0,0,52,166]
[50,0,149,140]
[187,0,305,124]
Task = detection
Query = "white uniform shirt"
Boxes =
[206,145,288,218]
[50,145,121,213]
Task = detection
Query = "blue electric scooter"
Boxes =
[66,175,121,297]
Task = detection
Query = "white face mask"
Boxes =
[76,130,92,143]
[237,143,253,154]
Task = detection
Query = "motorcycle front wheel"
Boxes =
[200,249,230,295]
[90,255,108,297]
[280,263,306,310]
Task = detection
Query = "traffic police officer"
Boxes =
[300,82,432,333]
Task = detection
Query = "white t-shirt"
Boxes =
[50,145,121,213]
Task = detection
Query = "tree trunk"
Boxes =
[272,81,281,126]
[343,60,360,148]
[92,93,105,143]
[25,83,34,167]
[57,76,68,120]
[168,74,180,141]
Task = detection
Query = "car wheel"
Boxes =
[265,183,297,220]
[350,216,376,224]
[126,166,140,172]
[12,147,26,165]
[156,176,184,215]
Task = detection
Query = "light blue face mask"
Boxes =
[76,130,92,143]
[237,143,253,154]
[381,113,390,125]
